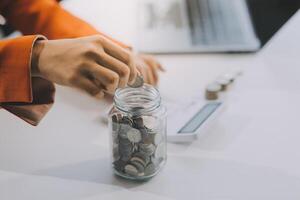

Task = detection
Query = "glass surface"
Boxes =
[109,85,167,181]
[178,102,221,133]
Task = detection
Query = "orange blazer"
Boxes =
[0,0,128,125]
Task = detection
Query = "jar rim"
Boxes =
[114,84,161,113]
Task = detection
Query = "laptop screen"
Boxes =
[246,0,300,46]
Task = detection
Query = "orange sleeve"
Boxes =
[0,35,55,126]
[0,0,130,48]
[0,0,130,126]
[0,35,40,103]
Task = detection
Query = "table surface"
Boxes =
[1,1,300,199]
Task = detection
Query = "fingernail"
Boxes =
[95,92,104,99]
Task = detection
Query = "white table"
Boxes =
[0,1,300,199]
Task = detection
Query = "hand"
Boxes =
[31,35,138,97]
[135,54,165,85]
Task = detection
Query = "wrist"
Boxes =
[31,40,45,77]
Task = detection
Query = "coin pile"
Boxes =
[111,113,165,178]
[205,82,222,100]
[205,69,243,100]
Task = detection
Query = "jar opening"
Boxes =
[114,84,161,113]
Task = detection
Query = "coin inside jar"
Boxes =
[124,164,139,176]
[109,84,167,180]
[143,116,159,131]
[127,128,142,143]
[144,162,156,175]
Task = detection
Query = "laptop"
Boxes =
[137,0,299,53]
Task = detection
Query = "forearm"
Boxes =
[0,0,130,48]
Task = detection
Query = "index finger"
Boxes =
[101,37,130,64]
[100,38,137,82]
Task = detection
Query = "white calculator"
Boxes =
[166,99,224,142]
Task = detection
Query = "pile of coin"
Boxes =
[111,113,165,178]
[205,82,222,100]
[205,69,243,100]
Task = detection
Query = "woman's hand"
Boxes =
[135,54,165,85]
[31,35,138,98]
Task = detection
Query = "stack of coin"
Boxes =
[205,82,222,100]
[216,78,231,91]
[204,68,245,101]
[111,113,165,178]
[218,73,235,84]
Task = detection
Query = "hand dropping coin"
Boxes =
[128,74,144,88]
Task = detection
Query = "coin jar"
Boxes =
[108,84,167,180]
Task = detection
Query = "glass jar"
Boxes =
[108,84,167,180]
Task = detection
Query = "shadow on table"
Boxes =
[33,157,144,189]
[32,155,300,200]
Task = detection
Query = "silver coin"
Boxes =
[118,124,131,138]
[112,130,119,141]
[132,143,139,152]
[119,143,133,154]
[120,151,132,161]
[134,152,150,165]
[120,154,132,162]
[127,128,142,143]
[113,160,126,172]
[112,122,120,132]
[118,137,131,145]
[112,114,122,123]
[128,75,144,88]
[132,117,144,128]
[119,146,132,154]
[206,82,222,92]
[139,143,156,155]
[130,156,147,167]
[144,162,156,175]
[121,116,133,126]
[119,139,133,155]
[143,116,158,131]
[124,164,139,176]
[131,161,145,176]
[141,130,153,145]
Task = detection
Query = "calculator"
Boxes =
[166,100,224,142]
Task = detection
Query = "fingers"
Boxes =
[101,37,130,64]
[99,37,137,83]
[127,54,138,84]
[147,62,159,84]
[157,62,166,72]
[73,77,104,98]
[86,63,119,94]
[138,65,149,84]
[141,56,163,85]
[142,55,165,72]
[146,64,156,85]
[100,54,130,88]
[138,62,155,85]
